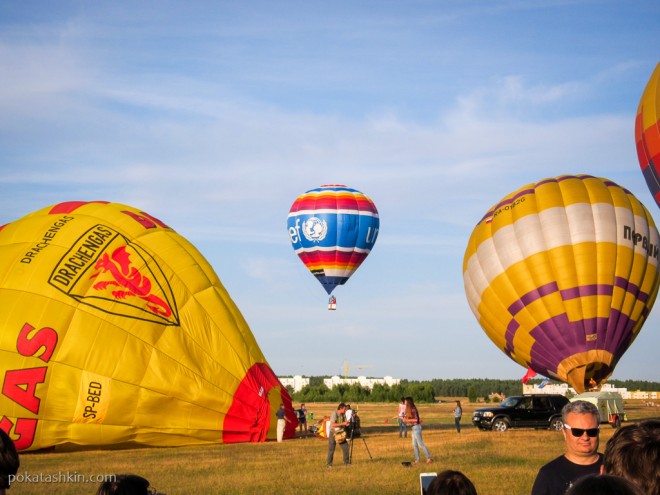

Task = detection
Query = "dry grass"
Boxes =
[13,400,659,495]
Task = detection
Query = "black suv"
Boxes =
[472,394,569,432]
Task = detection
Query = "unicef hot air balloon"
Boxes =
[636,62,660,209]
[463,176,660,393]
[0,201,297,451]
[287,185,379,309]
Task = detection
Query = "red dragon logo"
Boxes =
[91,246,172,317]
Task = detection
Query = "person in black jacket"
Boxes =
[531,401,602,495]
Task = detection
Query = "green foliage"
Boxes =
[292,381,437,403]
[431,378,526,398]
[308,376,327,387]
[467,385,477,403]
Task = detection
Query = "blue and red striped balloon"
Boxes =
[287,185,379,296]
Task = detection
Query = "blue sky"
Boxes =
[1,1,659,382]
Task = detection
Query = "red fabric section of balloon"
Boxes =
[223,363,297,443]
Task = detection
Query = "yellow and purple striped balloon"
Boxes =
[463,175,660,393]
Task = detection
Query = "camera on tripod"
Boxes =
[344,405,372,464]
[345,405,361,438]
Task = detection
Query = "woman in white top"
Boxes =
[397,397,408,438]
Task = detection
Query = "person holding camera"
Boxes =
[326,402,350,467]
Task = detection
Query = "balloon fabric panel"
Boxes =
[636,62,660,208]
[0,201,297,450]
[463,175,660,393]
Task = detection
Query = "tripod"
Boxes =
[348,420,373,464]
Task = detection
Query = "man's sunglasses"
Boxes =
[563,424,599,437]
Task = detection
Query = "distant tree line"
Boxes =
[292,381,436,404]
[289,377,660,404]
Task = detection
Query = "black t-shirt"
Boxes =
[531,454,603,495]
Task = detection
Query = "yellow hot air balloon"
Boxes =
[636,62,660,209]
[463,176,660,393]
[0,201,297,451]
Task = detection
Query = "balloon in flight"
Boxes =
[0,201,297,451]
[287,184,379,298]
[463,175,660,393]
[636,62,660,209]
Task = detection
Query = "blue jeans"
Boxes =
[455,417,461,433]
[411,424,431,462]
[398,418,407,437]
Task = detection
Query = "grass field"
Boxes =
[12,399,660,494]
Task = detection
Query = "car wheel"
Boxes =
[549,417,563,431]
[492,418,509,432]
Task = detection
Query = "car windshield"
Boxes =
[500,397,521,408]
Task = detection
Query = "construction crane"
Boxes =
[342,358,372,379]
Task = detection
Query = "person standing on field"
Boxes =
[403,396,433,464]
[275,403,290,442]
[345,404,353,423]
[397,397,408,438]
[326,402,350,467]
[453,400,463,433]
[531,401,603,495]
[297,403,308,434]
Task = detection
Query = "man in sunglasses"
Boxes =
[531,400,602,495]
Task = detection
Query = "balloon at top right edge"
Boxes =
[463,175,660,393]
[636,62,660,209]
